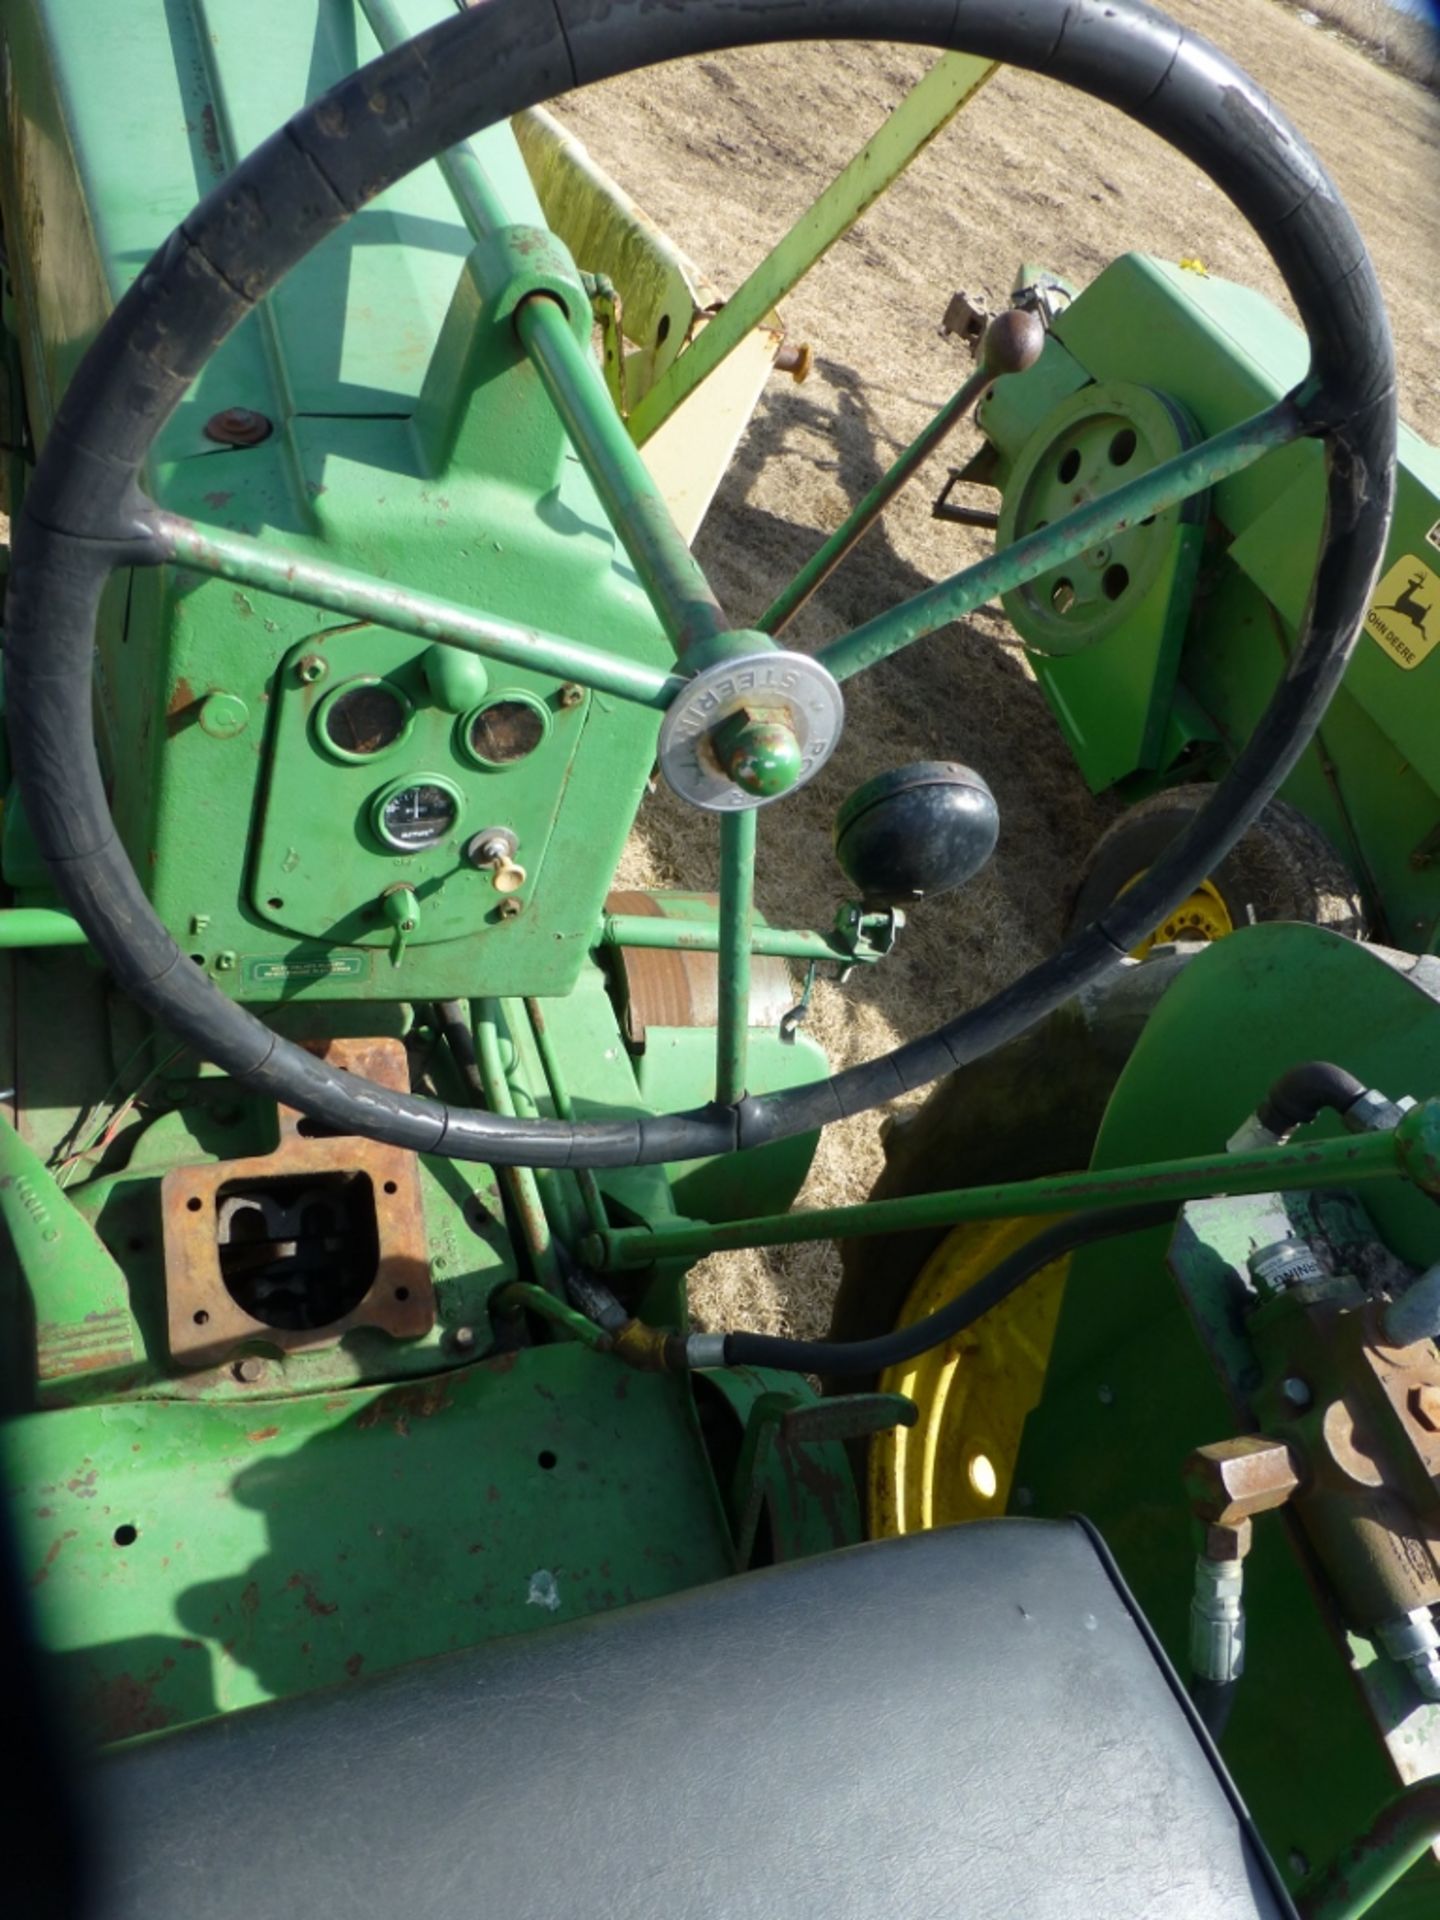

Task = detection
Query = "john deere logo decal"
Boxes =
[1367,555,1440,671]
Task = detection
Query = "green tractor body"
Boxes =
[0,0,843,1743]
[2,3,1439,1917]
[979,252,1440,949]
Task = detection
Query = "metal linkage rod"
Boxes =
[817,399,1303,682]
[599,913,847,964]
[515,296,730,656]
[153,514,680,709]
[584,1122,1403,1269]
[714,808,758,1106]
[760,309,1043,636]
[362,0,730,660]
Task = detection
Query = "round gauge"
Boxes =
[315,677,412,762]
[461,693,549,768]
[371,776,463,852]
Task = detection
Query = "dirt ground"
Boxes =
[554,0,1440,1336]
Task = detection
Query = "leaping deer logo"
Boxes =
[1378,572,1433,637]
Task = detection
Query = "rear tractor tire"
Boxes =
[828,948,1194,1536]
[1068,785,1368,954]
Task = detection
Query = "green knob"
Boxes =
[716,713,804,799]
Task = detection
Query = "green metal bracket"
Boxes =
[725,1377,913,1567]
[0,1116,140,1406]
[625,51,997,446]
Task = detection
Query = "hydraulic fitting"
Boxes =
[1377,1607,1440,1702]
[1190,1540,1249,1686]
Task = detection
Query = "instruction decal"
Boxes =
[1366,555,1440,671]
[241,953,369,987]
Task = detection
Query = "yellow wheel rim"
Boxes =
[1123,870,1234,958]
[868,1216,1072,1538]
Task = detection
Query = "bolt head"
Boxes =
[296,654,327,684]
[1282,1376,1313,1410]
[450,1326,477,1352]
[558,683,585,709]
[232,1357,264,1384]
[203,407,273,448]
[498,898,522,921]
[1410,1383,1440,1433]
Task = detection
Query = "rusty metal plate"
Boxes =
[161,1038,432,1367]
[604,891,794,1049]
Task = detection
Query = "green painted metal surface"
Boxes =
[1015,926,1440,1917]
[6,1343,736,1742]
[587,1118,1410,1269]
[0,0,675,1007]
[982,252,1440,949]
[817,400,1299,683]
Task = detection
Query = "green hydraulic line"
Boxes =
[816,399,1303,682]
[153,512,680,710]
[1296,1782,1440,1920]
[0,910,88,948]
[490,1280,611,1352]
[583,1114,1416,1269]
[599,912,852,965]
[515,294,729,657]
[474,1000,563,1295]
[624,51,997,446]
[523,997,608,1238]
[714,808,757,1107]
[759,355,997,637]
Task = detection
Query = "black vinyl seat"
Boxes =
[93,1519,1297,1919]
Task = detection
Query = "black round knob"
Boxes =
[834,762,999,908]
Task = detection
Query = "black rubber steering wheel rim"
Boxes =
[5,0,1396,1170]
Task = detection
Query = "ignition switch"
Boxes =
[466,828,526,896]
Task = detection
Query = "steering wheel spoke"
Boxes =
[150,510,682,711]
[817,395,1306,683]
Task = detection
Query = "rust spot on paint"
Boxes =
[286,1572,338,1617]
[86,1670,175,1743]
[30,1530,77,1587]
[247,1426,280,1444]
[165,677,201,738]
[345,1653,365,1679]
[240,1580,260,1618]
[202,490,233,510]
[356,1380,453,1437]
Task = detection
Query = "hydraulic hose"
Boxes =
[709,1201,1178,1378]
[1256,1061,1367,1136]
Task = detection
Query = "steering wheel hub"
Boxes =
[657,647,844,811]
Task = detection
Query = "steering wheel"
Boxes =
[5,0,1395,1170]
